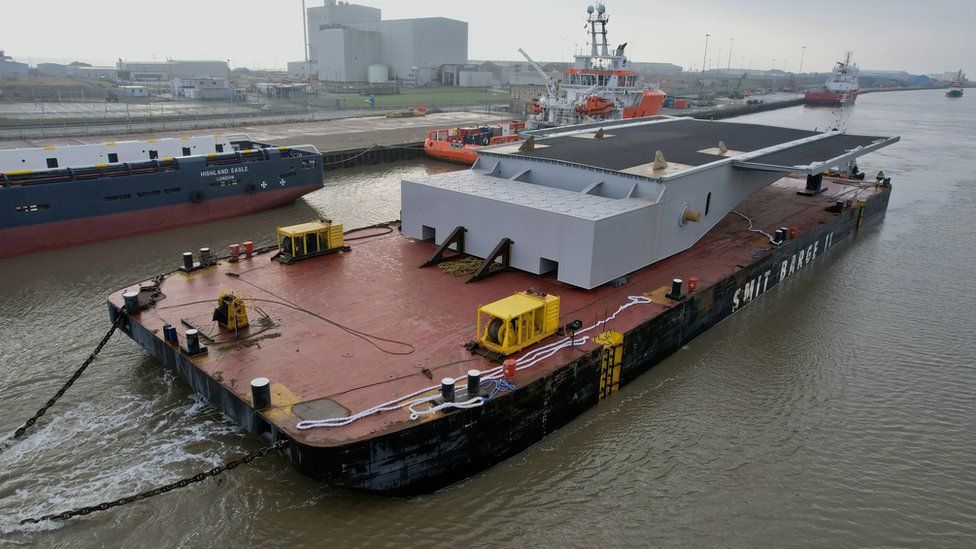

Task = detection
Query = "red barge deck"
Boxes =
[107,175,892,493]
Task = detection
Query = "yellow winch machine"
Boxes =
[273,220,349,264]
[476,289,560,356]
[473,288,626,400]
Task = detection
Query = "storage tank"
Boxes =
[367,64,389,83]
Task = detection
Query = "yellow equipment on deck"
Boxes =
[213,292,249,331]
[477,290,560,355]
[274,220,347,264]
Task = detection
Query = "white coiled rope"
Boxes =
[295,295,654,429]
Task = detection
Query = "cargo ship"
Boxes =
[805,52,860,106]
[946,70,965,97]
[423,121,525,165]
[108,116,898,494]
[0,135,324,258]
[519,2,666,128]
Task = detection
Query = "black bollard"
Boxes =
[251,377,271,409]
[441,377,456,403]
[163,324,178,345]
[666,278,684,300]
[186,329,200,355]
[182,252,194,271]
[467,370,481,397]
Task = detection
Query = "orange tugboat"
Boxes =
[423,121,525,165]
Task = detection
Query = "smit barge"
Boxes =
[108,116,898,494]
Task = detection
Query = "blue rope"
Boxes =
[482,379,516,400]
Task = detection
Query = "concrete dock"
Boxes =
[0,112,513,152]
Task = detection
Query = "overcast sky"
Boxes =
[2,0,972,75]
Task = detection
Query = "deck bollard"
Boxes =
[666,278,684,300]
[182,252,194,271]
[251,377,272,409]
[163,324,178,345]
[467,370,481,397]
[441,377,456,403]
[122,291,140,315]
[186,329,201,355]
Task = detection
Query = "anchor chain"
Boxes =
[0,313,126,456]
[20,439,288,525]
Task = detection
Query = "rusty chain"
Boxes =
[0,313,126,456]
[20,439,288,525]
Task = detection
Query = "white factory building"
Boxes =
[302,0,467,83]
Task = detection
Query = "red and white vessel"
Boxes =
[805,52,860,106]
[423,121,525,165]
[520,2,666,128]
[946,70,965,98]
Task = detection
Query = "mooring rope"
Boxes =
[295,295,654,429]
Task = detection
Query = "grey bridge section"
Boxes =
[401,117,899,289]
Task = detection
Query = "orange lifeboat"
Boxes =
[575,96,614,116]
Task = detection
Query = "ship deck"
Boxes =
[506,118,888,175]
[110,176,885,448]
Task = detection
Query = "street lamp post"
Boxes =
[728,38,734,72]
[700,34,710,100]
[701,34,710,78]
[798,46,806,74]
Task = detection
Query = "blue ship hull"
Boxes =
[0,144,323,257]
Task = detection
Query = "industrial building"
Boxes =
[171,77,236,100]
[117,59,230,81]
[0,50,29,76]
[116,85,150,98]
[301,0,467,84]
[37,63,120,80]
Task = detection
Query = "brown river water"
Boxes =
[1,89,974,547]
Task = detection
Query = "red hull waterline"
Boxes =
[0,184,319,259]
[805,90,859,106]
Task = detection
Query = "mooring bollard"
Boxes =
[122,291,140,315]
[666,278,684,300]
[163,324,178,345]
[251,377,271,409]
[467,370,481,397]
[441,377,456,403]
[186,329,200,355]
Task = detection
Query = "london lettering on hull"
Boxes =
[732,232,835,312]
